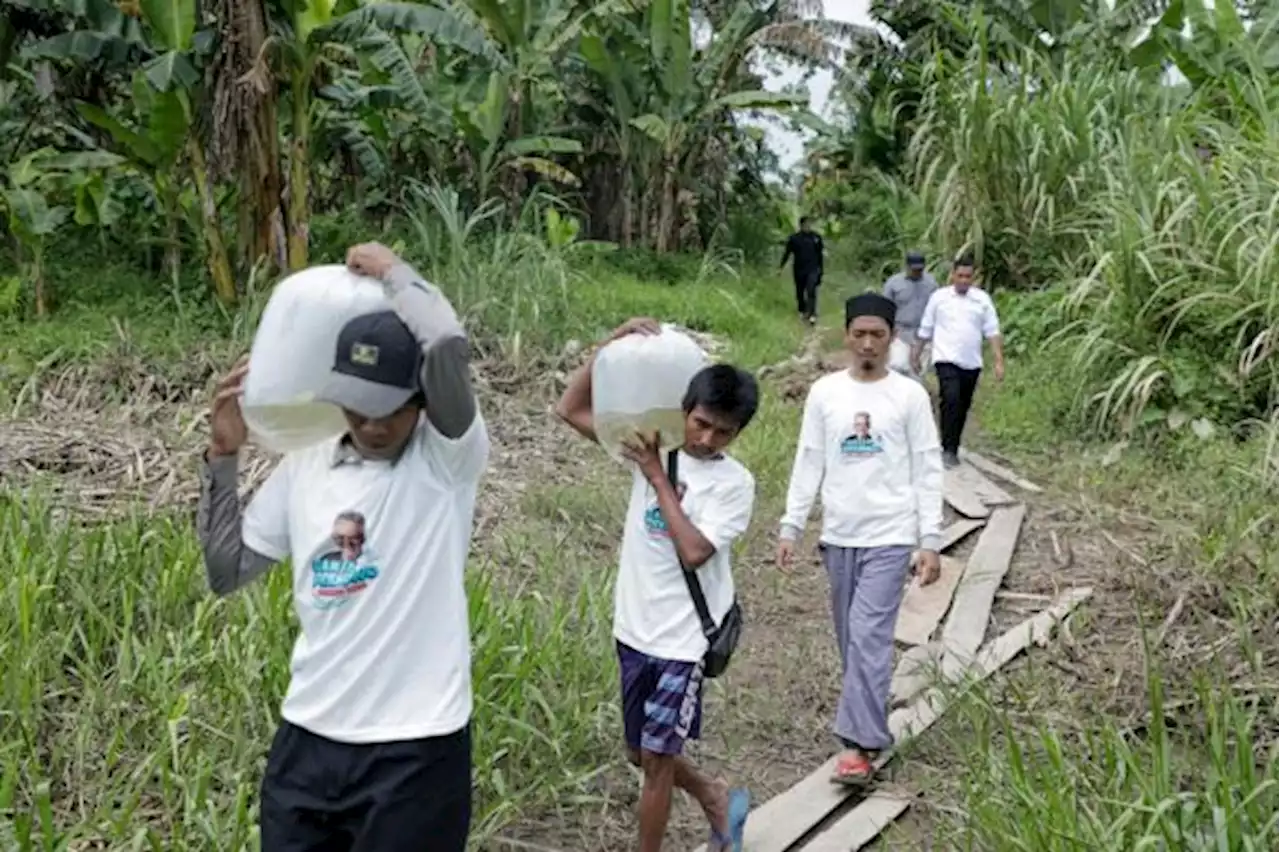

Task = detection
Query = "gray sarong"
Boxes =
[821,543,913,751]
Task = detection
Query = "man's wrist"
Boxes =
[643,462,669,486]
[779,524,802,542]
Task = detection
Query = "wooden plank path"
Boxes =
[960,449,1044,494]
[689,455,1093,852]
[893,554,965,646]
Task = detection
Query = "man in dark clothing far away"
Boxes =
[780,217,824,326]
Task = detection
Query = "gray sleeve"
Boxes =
[196,453,278,596]
[384,263,477,439]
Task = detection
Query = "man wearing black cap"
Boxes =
[882,251,937,379]
[776,291,943,787]
[196,242,489,850]
[780,216,824,326]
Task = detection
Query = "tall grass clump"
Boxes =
[0,494,617,848]
[910,5,1278,436]
[939,658,1279,851]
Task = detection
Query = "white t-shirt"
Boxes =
[779,370,943,550]
[242,416,490,744]
[614,452,754,663]
[917,285,1001,371]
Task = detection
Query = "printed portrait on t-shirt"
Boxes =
[840,412,883,458]
[308,510,382,610]
[644,481,688,539]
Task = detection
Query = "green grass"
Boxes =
[890,326,1279,851]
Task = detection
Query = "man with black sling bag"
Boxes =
[668,450,743,680]
[555,317,759,852]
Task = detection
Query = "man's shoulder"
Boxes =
[707,453,755,492]
[926,286,953,307]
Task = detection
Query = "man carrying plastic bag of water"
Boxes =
[196,242,489,851]
[555,319,758,852]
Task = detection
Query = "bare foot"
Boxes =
[702,777,731,847]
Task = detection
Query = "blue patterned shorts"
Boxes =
[616,640,705,756]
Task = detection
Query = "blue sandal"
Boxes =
[708,787,750,852]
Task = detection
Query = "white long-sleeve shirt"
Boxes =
[779,370,943,551]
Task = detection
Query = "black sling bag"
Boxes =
[667,451,743,679]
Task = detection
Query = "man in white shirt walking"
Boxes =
[198,243,490,850]
[911,253,1005,468]
[776,292,944,787]
[556,318,756,852]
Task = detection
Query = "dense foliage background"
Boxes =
[2,0,1275,438]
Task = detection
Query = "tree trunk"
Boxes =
[621,162,633,248]
[188,138,237,304]
[655,161,675,253]
[209,0,285,273]
[286,70,310,271]
[32,244,46,318]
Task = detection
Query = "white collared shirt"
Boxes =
[917,286,1001,370]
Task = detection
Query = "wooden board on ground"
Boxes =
[939,505,1026,669]
[953,461,1017,507]
[888,587,1093,741]
[939,517,985,552]
[943,466,991,518]
[695,586,1093,852]
[960,449,1044,494]
[802,793,912,852]
[890,643,940,706]
[894,555,965,646]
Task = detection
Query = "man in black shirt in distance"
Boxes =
[780,216,824,326]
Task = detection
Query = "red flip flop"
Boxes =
[830,750,875,787]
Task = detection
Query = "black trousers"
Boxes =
[794,269,821,318]
[934,361,982,455]
[260,721,472,852]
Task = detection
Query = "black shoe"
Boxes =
[942,451,960,469]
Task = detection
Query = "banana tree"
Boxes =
[578,23,650,245]
[628,0,809,250]
[22,0,239,302]
[455,69,581,203]
[3,147,123,315]
[76,72,190,283]
[269,0,506,269]
[451,0,627,198]
[1130,0,1278,135]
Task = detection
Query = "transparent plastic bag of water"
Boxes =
[242,265,390,454]
[591,325,709,462]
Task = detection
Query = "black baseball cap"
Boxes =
[319,310,422,419]
[906,250,926,268]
